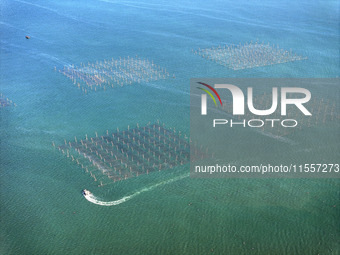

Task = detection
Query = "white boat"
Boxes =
[82,189,92,196]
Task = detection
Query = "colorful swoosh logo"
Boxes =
[197,82,223,106]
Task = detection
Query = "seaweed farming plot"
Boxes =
[193,41,307,70]
[221,94,339,137]
[58,56,173,94]
[0,93,16,107]
[54,122,207,186]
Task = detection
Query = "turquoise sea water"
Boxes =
[1,0,339,254]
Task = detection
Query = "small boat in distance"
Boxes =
[82,189,91,196]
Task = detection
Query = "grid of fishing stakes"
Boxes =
[193,41,307,70]
[57,56,173,94]
[220,94,340,137]
[54,123,207,186]
[0,93,16,107]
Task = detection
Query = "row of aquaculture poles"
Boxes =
[53,122,208,187]
[0,93,16,107]
[193,41,307,70]
[57,56,174,94]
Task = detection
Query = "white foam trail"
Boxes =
[254,128,297,145]
[13,0,101,28]
[82,152,111,174]
[0,21,26,32]
[147,81,191,97]
[96,0,298,34]
[84,173,189,206]
[0,40,71,67]
[37,53,69,66]
[13,0,77,20]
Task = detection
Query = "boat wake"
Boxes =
[83,173,189,206]
[254,129,297,145]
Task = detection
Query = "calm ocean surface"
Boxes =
[1,0,339,254]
